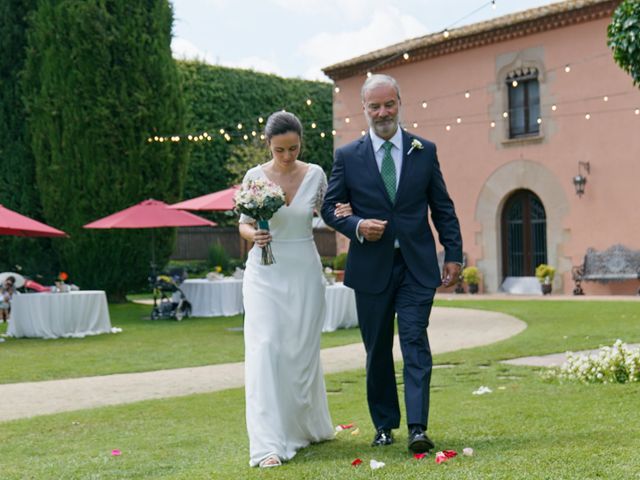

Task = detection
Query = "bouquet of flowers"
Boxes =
[234,179,286,265]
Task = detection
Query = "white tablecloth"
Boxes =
[178,278,357,331]
[180,278,244,317]
[323,282,358,332]
[7,290,112,339]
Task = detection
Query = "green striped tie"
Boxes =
[381,141,396,202]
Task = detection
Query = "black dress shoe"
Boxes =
[371,428,394,446]
[407,425,435,453]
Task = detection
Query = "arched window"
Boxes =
[507,67,540,138]
[501,189,547,277]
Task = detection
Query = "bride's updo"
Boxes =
[264,111,303,143]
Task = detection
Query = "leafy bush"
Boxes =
[535,264,555,283]
[608,0,640,87]
[462,266,480,285]
[333,252,348,270]
[208,242,230,273]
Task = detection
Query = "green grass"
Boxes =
[1,299,640,478]
[1,365,638,479]
[0,302,362,384]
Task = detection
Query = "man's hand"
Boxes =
[441,262,462,287]
[358,219,388,242]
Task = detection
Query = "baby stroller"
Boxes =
[149,268,192,321]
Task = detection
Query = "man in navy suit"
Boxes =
[321,74,462,454]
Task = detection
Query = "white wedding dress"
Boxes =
[240,163,334,467]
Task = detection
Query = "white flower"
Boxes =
[407,138,424,155]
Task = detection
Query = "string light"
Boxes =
[443,29,450,38]
[465,91,470,99]
[492,0,496,9]
[332,130,337,135]
[361,130,366,136]
[306,99,312,106]
[334,86,340,93]
[564,64,571,73]
[422,101,428,109]
[456,117,462,124]
[445,125,451,131]
[502,112,509,118]
[490,121,496,128]
[413,122,418,128]
[512,80,518,88]
[311,122,317,129]
[237,123,243,129]
[251,131,257,137]
[552,104,557,111]
[403,53,410,60]
[366,71,372,78]
[603,96,609,102]
[258,117,264,124]
[635,109,640,115]
[585,113,591,120]
[537,118,542,124]
[345,117,350,123]
[320,132,326,138]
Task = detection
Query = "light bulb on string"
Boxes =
[311,122,317,129]
[564,64,571,73]
[413,122,418,128]
[456,117,462,124]
[332,130,337,136]
[512,80,518,88]
[603,96,609,102]
[492,0,496,9]
[464,91,470,99]
[537,118,542,125]
[187,135,193,140]
[403,52,409,60]
[243,134,249,140]
[490,121,496,128]
[334,86,340,93]
[635,108,640,115]
[502,111,509,118]
[320,132,326,138]
[366,71,372,78]
[422,101,428,109]
[445,125,451,131]
[585,113,591,120]
[306,99,312,106]
[361,130,366,136]
[552,104,557,111]
[251,131,257,137]
[345,117,350,124]
[219,128,225,134]
[443,29,450,38]
[258,117,264,124]
[260,134,265,140]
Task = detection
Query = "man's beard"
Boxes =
[366,113,399,138]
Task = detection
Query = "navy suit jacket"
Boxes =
[321,130,463,294]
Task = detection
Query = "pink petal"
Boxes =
[351,458,363,466]
[414,453,427,460]
[339,423,354,430]
[111,449,122,456]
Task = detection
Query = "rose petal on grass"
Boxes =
[435,452,447,464]
[443,450,457,458]
[370,459,385,470]
[462,447,474,456]
[351,458,362,466]
[413,453,427,460]
[350,427,360,436]
[111,449,122,456]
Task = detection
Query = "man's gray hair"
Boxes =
[361,74,401,102]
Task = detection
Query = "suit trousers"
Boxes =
[354,249,436,430]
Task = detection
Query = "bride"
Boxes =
[239,111,351,468]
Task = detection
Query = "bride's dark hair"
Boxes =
[264,111,303,143]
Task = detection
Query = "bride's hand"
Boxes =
[253,228,272,248]
[334,202,352,218]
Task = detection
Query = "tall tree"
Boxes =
[608,0,640,87]
[23,0,188,300]
[0,0,57,276]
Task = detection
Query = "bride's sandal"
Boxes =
[259,455,282,468]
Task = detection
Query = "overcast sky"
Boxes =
[170,0,562,81]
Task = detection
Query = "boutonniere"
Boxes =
[407,138,424,155]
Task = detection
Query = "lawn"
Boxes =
[1,299,639,479]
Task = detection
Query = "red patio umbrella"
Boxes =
[0,204,67,237]
[169,185,240,211]
[83,199,216,267]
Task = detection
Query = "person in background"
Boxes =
[0,276,17,322]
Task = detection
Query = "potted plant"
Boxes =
[535,264,555,295]
[332,252,348,282]
[462,266,480,294]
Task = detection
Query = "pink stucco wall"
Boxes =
[330,16,640,295]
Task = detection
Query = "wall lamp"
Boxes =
[572,161,590,198]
